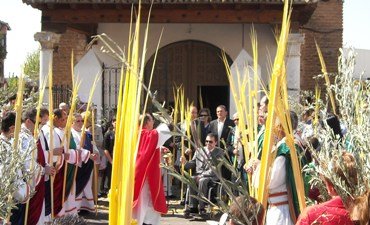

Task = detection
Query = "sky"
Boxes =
[1,0,370,77]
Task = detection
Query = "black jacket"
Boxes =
[208,118,235,150]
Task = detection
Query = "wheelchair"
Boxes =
[184,179,225,219]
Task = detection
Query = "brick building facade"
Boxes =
[300,0,343,90]
[24,0,343,114]
[53,29,87,86]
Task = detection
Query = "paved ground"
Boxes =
[82,179,223,224]
[83,197,211,225]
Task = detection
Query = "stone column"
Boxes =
[34,32,61,103]
[286,33,305,99]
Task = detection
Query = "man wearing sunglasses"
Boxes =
[181,133,224,218]
[71,112,100,215]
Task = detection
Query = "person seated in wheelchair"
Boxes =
[180,133,225,218]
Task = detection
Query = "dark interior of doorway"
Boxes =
[199,86,229,120]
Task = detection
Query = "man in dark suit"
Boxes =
[208,105,235,150]
[181,133,225,217]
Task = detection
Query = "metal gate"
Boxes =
[52,84,71,109]
[102,64,121,120]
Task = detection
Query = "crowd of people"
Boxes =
[146,97,370,225]
[0,100,108,225]
[1,90,370,225]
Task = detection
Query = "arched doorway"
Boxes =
[144,40,233,117]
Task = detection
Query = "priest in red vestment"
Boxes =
[133,113,171,225]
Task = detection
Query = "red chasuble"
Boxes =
[53,162,65,216]
[27,139,46,225]
[133,128,167,214]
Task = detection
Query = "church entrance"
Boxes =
[144,40,232,115]
[198,85,229,119]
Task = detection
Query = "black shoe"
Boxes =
[184,211,192,219]
[184,207,198,218]
[99,191,108,198]
[78,210,90,216]
[199,208,208,219]
[166,195,176,199]
[189,207,199,214]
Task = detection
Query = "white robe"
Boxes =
[253,144,293,225]
[71,128,95,212]
[40,124,79,217]
[265,156,293,225]
[19,125,47,225]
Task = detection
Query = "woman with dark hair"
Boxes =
[199,107,212,144]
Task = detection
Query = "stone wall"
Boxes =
[300,0,343,91]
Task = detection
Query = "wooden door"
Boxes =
[144,40,232,110]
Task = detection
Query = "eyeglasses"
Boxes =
[205,140,214,144]
[200,114,208,117]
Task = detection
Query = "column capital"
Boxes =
[288,33,305,44]
[34,31,61,50]
[287,33,305,57]
[286,33,304,99]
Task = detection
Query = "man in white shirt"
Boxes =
[208,105,234,150]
